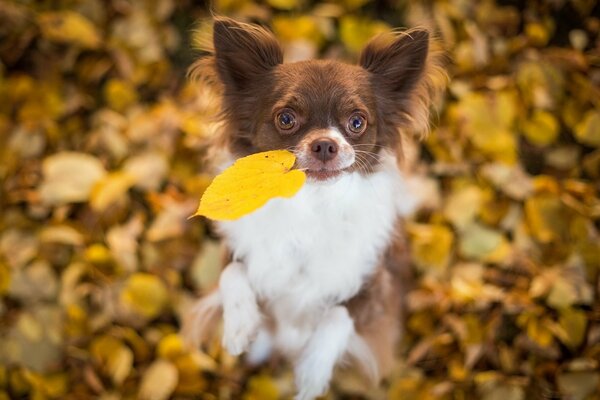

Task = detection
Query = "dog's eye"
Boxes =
[347,113,367,136]
[276,110,296,131]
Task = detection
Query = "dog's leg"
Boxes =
[294,306,354,400]
[219,261,261,355]
[246,328,273,365]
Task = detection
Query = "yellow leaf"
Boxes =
[90,172,135,212]
[243,374,279,400]
[22,372,68,398]
[38,11,101,49]
[459,223,507,262]
[443,185,482,229]
[173,354,208,393]
[121,273,168,319]
[0,263,10,295]
[525,194,569,243]
[521,110,559,146]
[407,224,454,272]
[84,243,112,264]
[557,308,587,348]
[139,360,178,400]
[193,150,306,221]
[339,16,390,54]
[39,225,84,246]
[456,91,518,163]
[104,79,138,112]
[267,0,299,10]
[90,336,133,385]
[526,317,554,348]
[157,334,185,360]
[272,16,324,46]
[574,110,600,147]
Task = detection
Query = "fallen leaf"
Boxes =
[408,224,454,272]
[139,360,178,400]
[90,172,135,211]
[193,150,306,221]
[574,110,600,147]
[443,185,482,229]
[521,110,559,146]
[557,372,599,400]
[120,273,168,319]
[39,152,106,205]
[90,335,133,385]
[123,151,169,191]
[243,374,279,400]
[38,11,101,49]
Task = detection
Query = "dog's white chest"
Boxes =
[218,161,413,311]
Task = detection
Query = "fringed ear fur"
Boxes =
[211,17,283,92]
[359,29,447,138]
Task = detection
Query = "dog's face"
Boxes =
[211,18,429,181]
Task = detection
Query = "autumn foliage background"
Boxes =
[1,0,600,399]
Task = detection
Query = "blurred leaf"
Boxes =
[454,91,518,163]
[459,223,510,263]
[524,193,569,243]
[39,225,84,246]
[90,335,133,385]
[521,110,559,146]
[272,16,324,45]
[556,308,587,348]
[138,360,178,400]
[106,215,144,273]
[123,151,169,191]
[339,16,389,53]
[39,152,107,205]
[120,273,168,319]
[557,372,599,400]
[38,11,101,49]
[104,79,139,112]
[574,110,600,147]
[243,374,279,400]
[0,263,10,295]
[408,224,454,272]
[190,241,222,291]
[443,185,482,229]
[157,334,185,360]
[267,0,300,10]
[90,172,135,211]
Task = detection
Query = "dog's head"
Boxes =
[195,17,441,181]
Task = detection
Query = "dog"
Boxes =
[184,17,444,400]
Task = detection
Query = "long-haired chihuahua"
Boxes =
[185,16,445,400]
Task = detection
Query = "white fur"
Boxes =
[294,306,354,400]
[212,151,414,398]
[219,261,262,355]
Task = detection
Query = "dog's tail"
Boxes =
[181,290,223,349]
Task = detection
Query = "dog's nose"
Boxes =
[310,139,338,162]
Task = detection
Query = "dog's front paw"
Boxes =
[222,301,261,356]
[294,352,332,400]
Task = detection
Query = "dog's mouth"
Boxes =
[304,168,347,181]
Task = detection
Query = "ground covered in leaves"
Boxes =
[1,0,600,399]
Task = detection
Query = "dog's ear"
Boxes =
[213,17,283,92]
[359,29,429,96]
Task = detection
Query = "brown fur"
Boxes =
[345,220,413,378]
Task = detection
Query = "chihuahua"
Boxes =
[185,17,444,400]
